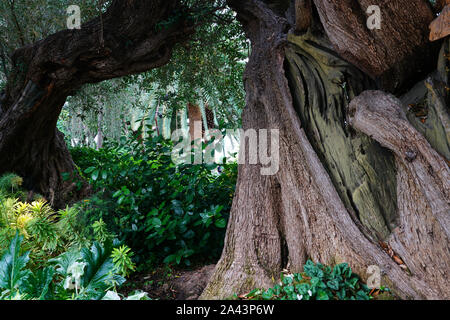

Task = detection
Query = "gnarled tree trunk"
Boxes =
[202,0,449,299]
[0,0,194,207]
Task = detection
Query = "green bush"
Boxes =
[0,174,136,278]
[70,135,238,267]
[241,260,375,301]
[0,232,141,300]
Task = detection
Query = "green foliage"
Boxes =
[92,218,113,244]
[111,245,136,277]
[21,267,55,300]
[142,2,247,129]
[242,260,373,301]
[71,135,237,266]
[27,216,60,252]
[0,173,23,194]
[0,232,32,295]
[77,241,125,299]
[0,173,137,283]
[0,198,63,268]
[0,233,134,300]
[56,205,91,249]
[54,1,247,147]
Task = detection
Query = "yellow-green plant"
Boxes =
[92,218,114,244]
[0,174,129,274]
[111,245,136,277]
[0,198,18,227]
[28,200,54,217]
[0,197,63,267]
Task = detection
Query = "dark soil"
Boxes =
[119,264,216,300]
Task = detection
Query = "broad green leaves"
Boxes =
[80,242,125,298]
[22,267,55,300]
[0,232,31,294]
[0,234,128,300]
[72,136,237,266]
[242,260,374,301]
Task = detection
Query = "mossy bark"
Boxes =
[285,33,398,240]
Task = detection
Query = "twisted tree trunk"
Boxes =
[202,0,449,299]
[0,0,194,207]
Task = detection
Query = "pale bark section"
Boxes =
[430,5,450,41]
[285,33,398,240]
[349,90,450,297]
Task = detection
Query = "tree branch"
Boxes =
[8,0,26,47]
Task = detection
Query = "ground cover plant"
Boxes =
[238,261,392,301]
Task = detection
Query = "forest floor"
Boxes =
[119,264,216,300]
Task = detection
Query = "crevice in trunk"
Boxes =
[284,32,399,241]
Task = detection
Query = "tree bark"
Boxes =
[202,0,449,299]
[0,0,195,207]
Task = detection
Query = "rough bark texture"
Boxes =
[202,0,449,299]
[1,0,448,300]
[0,0,194,207]
[312,0,439,92]
[294,0,312,32]
[349,91,450,297]
[285,33,398,241]
[430,4,450,41]
[400,37,450,161]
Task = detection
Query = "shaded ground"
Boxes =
[119,263,396,300]
[119,265,216,300]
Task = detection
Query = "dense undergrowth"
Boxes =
[0,174,143,300]
[69,134,238,268]
[0,134,386,300]
[0,130,238,299]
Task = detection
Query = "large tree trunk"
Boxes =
[0,0,194,207]
[202,0,449,299]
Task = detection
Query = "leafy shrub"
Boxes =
[0,199,63,268]
[241,260,373,301]
[0,232,141,300]
[70,135,238,266]
[0,174,136,279]
[0,173,46,202]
